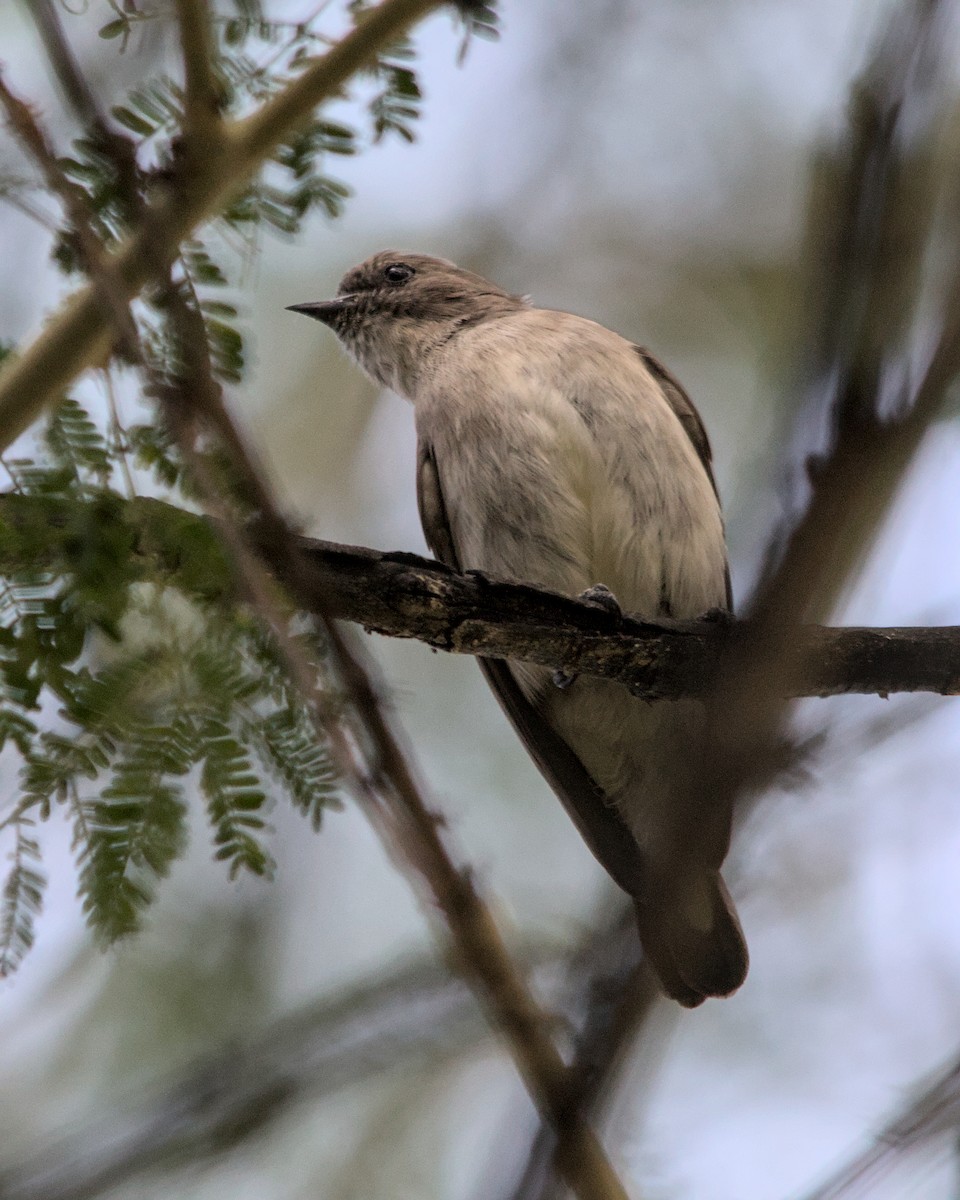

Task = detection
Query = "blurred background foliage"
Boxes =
[2,1,960,1198]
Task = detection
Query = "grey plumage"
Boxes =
[289,250,748,1006]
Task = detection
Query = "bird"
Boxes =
[289,250,748,1006]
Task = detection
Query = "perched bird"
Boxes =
[289,251,747,1006]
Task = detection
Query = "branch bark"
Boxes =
[3,489,959,701]
[280,536,960,700]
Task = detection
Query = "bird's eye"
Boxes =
[383,263,414,284]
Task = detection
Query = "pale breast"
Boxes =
[415,308,728,621]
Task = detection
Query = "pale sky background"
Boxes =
[1,2,960,1198]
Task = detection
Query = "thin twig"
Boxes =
[0,0,448,451]
[503,904,658,1200]
[23,0,144,247]
[0,185,58,232]
[0,73,139,356]
[800,1051,960,1200]
[26,0,110,132]
[101,370,137,500]
[153,282,632,1200]
[0,950,529,1200]
[173,0,224,154]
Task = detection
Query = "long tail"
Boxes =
[634,872,748,1008]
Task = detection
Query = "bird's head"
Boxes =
[288,250,524,395]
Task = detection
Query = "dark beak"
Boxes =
[286,298,350,326]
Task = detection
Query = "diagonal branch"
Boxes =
[0,39,628,1171]
[503,904,658,1200]
[480,7,960,1194]
[499,4,960,1187]
[173,0,225,153]
[681,0,960,863]
[0,74,140,355]
[0,0,448,451]
[0,951,514,1200]
[26,0,110,132]
[800,1050,960,1200]
[150,282,632,1200]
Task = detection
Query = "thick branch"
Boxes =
[2,491,957,700]
[280,536,960,700]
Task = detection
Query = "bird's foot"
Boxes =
[557,586,622,687]
[699,606,734,625]
[578,583,623,619]
[552,668,577,691]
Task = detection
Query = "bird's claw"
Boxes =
[699,606,734,625]
[578,583,623,618]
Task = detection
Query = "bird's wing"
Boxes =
[416,437,648,898]
[634,346,733,610]
[633,346,716,490]
[416,439,460,569]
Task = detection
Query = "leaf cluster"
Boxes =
[0,0,498,971]
[0,395,339,973]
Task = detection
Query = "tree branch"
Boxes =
[2,490,958,700]
[0,951,509,1200]
[26,0,110,132]
[671,0,960,875]
[503,904,658,1200]
[497,6,960,1183]
[800,1049,960,1200]
[0,70,631,1160]
[173,0,224,154]
[0,73,139,354]
[144,284,631,1200]
[281,535,960,700]
[0,4,638,1173]
[0,0,448,452]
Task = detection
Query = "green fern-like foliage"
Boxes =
[0,398,341,966]
[0,0,500,970]
[0,820,44,976]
